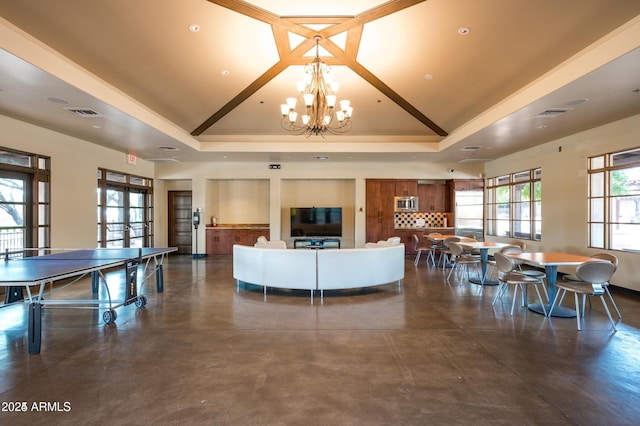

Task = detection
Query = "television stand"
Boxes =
[293,238,341,249]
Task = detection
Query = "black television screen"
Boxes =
[290,207,342,237]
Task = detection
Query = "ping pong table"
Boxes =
[0,247,177,354]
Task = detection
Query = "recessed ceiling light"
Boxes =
[458,27,470,35]
[188,24,200,32]
[91,125,102,129]
[221,70,230,76]
[424,74,434,80]
[315,156,329,160]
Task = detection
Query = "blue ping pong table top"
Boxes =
[1,247,176,285]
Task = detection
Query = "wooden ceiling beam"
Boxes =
[322,40,447,136]
[191,37,316,136]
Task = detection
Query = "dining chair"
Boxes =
[425,232,442,268]
[412,234,433,267]
[492,252,548,316]
[440,237,460,269]
[563,253,621,319]
[446,241,481,283]
[497,245,548,297]
[549,261,617,331]
[483,244,519,282]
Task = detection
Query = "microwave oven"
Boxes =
[394,196,419,212]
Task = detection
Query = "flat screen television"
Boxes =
[290,207,342,237]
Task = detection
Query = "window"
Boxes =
[0,147,50,258]
[486,168,541,240]
[97,168,153,248]
[588,147,640,252]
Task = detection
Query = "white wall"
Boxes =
[4,110,639,290]
[484,113,640,291]
[1,115,154,249]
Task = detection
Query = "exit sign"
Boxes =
[127,153,137,165]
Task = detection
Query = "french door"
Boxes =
[98,169,153,248]
[0,170,32,253]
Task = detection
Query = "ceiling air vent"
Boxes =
[458,158,493,163]
[64,107,104,117]
[460,146,481,152]
[534,108,572,118]
[145,158,180,163]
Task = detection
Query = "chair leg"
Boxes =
[548,288,566,317]
[533,284,547,316]
[574,292,581,331]
[510,285,519,316]
[492,282,505,305]
[598,295,617,331]
[605,287,622,319]
[414,250,421,267]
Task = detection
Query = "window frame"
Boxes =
[486,168,542,241]
[588,147,640,252]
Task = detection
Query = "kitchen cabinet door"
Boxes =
[395,180,418,196]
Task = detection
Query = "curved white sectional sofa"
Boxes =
[233,242,405,299]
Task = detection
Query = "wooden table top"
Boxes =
[507,251,602,266]
[457,241,512,250]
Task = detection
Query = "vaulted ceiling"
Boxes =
[0,0,639,163]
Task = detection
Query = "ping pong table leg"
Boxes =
[91,271,99,293]
[4,286,25,303]
[28,302,42,354]
[156,264,164,293]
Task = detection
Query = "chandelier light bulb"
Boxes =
[303,93,314,107]
[279,36,353,137]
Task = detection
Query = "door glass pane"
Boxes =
[1,176,27,253]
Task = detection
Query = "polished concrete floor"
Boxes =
[1,254,640,425]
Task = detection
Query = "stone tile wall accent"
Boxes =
[394,212,447,228]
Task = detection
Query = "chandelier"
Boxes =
[280,36,353,137]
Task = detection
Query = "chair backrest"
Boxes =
[427,232,442,237]
[256,236,268,245]
[447,241,464,256]
[494,252,516,273]
[442,236,460,249]
[412,234,420,249]
[592,253,619,271]
[513,240,526,250]
[575,261,615,284]
[501,245,523,255]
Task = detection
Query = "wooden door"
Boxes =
[168,191,192,254]
[366,180,395,242]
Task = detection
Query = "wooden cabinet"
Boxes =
[418,183,449,212]
[451,179,484,191]
[395,180,418,196]
[366,180,395,243]
[206,228,269,255]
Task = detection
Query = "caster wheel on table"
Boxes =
[103,309,117,324]
[135,295,147,308]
